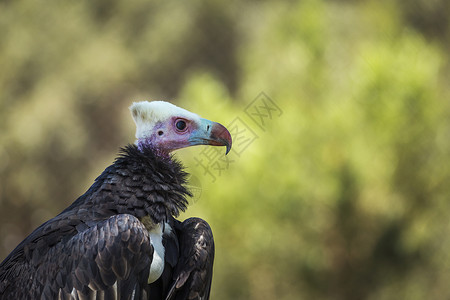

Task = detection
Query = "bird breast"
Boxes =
[140,217,166,284]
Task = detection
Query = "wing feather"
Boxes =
[1,214,153,299]
[166,217,215,300]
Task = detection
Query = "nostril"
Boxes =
[207,125,210,131]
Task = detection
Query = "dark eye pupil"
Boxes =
[176,120,186,130]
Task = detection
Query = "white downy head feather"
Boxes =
[129,101,200,141]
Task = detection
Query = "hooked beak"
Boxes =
[188,118,232,154]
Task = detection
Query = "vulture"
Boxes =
[0,101,232,300]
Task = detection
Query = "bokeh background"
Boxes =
[1,0,450,299]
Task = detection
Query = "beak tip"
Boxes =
[209,121,232,155]
[225,144,231,155]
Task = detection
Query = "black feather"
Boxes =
[166,218,215,300]
[0,144,214,299]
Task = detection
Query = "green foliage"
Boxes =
[1,0,450,299]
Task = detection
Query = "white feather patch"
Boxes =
[147,223,166,283]
[129,101,200,141]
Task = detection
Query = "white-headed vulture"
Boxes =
[0,101,232,299]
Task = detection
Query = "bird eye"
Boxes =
[176,120,187,131]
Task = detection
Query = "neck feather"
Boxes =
[87,144,191,223]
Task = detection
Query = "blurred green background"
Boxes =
[1,0,450,299]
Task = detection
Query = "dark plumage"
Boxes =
[167,218,215,300]
[0,145,215,299]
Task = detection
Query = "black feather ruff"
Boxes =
[61,144,192,224]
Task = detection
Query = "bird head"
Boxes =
[130,101,232,156]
